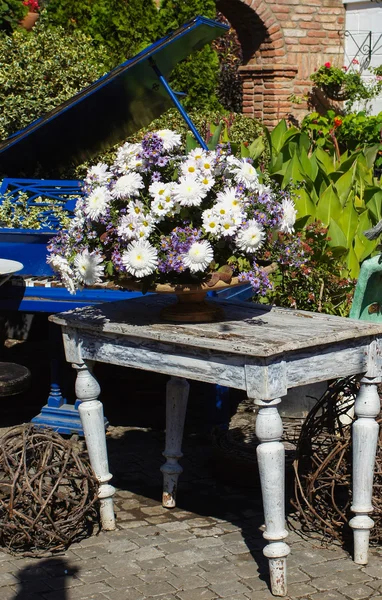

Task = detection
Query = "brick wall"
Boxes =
[217,0,346,127]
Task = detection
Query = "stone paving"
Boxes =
[0,424,380,600]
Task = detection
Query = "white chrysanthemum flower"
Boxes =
[174,177,206,207]
[231,160,259,191]
[122,240,158,278]
[115,142,142,172]
[156,129,182,151]
[236,220,265,253]
[214,202,232,219]
[47,255,77,294]
[74,250,104,286]
[180,158,200,177]
[111,172,144,199]
[257,183,273,196]
[200,157,214,175]
[217,187,243,211]
[202,210,221,235]
[279,198,297,234]
[182,240,214,273]
[117,214,138,241]
[198,175,215,191]
[85,163,111,186]
[85,186,111,221]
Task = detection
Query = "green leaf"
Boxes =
[338,196,358,246]
[316,184,342,226]
[185,133,198,153]
[293,188,316,220]
[364,144,381,170]
[207,121,223,150]
[240,143,250,158]
[316,147,335,173]
[327,218,348,249]
[345,245,361,278]
[281,153,305,188]
[333,164,355,207]
[248,137,265,161]
[270,119,288,154]
[365,189,382,223]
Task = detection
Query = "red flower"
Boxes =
[324,62,331,68]
[352,58,359,65]
[333,116,343,128]
[342,66,348,72]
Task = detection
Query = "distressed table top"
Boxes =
[50,295,382,359]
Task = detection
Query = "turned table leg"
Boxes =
[255,399,290,597]
[74,361,116,530]
[349,375,380,564]
[161,376,189,508]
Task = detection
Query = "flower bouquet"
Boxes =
[48,130,302,321]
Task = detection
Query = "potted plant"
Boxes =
[311,61,382,106]
[20,0,40,30]
[47,130,303,322]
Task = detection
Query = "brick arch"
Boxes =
[216,0,287,64]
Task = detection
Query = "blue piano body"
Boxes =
[0,16,250,433]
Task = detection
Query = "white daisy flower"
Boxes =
[220,218,239,237]
[122,240,158,278]
[202,210,221,235]
[198,175,215,191]
[85,163,111,186]
[188,148,208,162]
[111,172,144,199]
[74,250,104,286]
[174,177,206,207]
[127,200,145,218]
[151,198,170,218]
[217,187,243,211]
[214,202,232,219]
[230,159,259,191]
[183,240,214,273]
[85,186,111,221]
[236,220,266,253]
[180,158,200,178]
[156,129,182,151]
[279,198,297,234]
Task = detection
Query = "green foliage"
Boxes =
[255,119,382,278]
[45,0,158,63]
[0,0,28,33]
[0,191,71,229]
[213,13,242,113]
[302,111,382,161]
[264,222,355,317]
[310,63,382,113]
[0,14,111,143]
[157,0,221,111]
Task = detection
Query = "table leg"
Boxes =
[161,376,189,508]
[74,361,116,531]
[255,399,290,597]
[349,375,380,564]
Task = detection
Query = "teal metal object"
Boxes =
[349,255,382,322]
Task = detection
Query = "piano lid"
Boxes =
[0,16,228,177]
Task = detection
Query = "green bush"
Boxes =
[0,14,111,142]
[157,0,222,112]
[45,0,159,63]
[0,0,28,34]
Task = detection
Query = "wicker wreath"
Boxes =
[292,377,382,545]
[0,425,100,557]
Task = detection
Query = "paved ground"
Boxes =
[0,424,380,600]
[0,326,381,600]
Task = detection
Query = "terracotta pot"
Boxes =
[20,12,39,31]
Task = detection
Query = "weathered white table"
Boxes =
[50,295,382,597]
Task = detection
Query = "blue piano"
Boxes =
[0,16,249,433]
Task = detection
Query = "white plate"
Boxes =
[0,259,24,275]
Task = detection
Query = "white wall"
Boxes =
[344,1,382,114]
